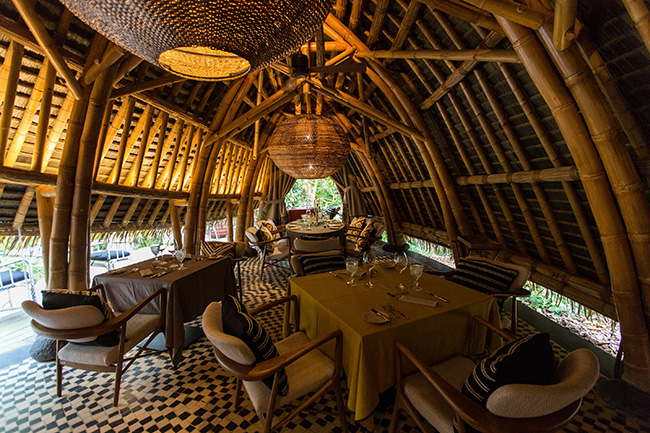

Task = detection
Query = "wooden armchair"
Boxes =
[245,227,291,278]
[202,295,348,433]
[345,217,385,257]
[22,286,166,406]
[390,316,600,433]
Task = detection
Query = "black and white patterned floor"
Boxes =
[1,254,650,432]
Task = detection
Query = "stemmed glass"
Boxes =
[410,263,424,291]
[394,252,409,290]
[150,244,160,263]
[175,248,187,270]
[346,257,359,286]
[363,251,377,288]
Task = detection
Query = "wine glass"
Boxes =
[394,252,408,290]
[363,251,377,288]
[175,248,187,269]
[410,263,424,291]
[150,244,160,263]
[346,257,359,286]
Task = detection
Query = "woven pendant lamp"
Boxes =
[59,0,335,81]
[268,115,351,179]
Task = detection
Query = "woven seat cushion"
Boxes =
[243,331,335,417]
[222,295,288,396]
[58,313,160,366]
[404,355,476,433]
[201,241,235,258]
[450,258,519,294]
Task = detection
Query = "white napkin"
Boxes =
[398,295,438,307]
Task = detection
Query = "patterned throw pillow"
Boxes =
[356,220,378,251]
[255,225,275,254]
[201,241,235,258]
[298,252,346,275]
[258,220,279,239]
[347,216,367,237]
[221,295,289,396]
[454,332,555,432]
[41,289,119,346]
[450,259,519,294]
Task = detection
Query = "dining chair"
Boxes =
[390,316,599,433]
[202,295,348,433]
[345,216,385,257]
[201,240,247,301]
[291,237,343,255]
[0,259,35,310]
[245,226,290,278]
[430,257,531,335]
[21,285,166,406]
[290,250,346,276]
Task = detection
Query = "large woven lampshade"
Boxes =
[268,115,351,179]
[59,0,335,81]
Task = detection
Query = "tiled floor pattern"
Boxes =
[1,254,650,432]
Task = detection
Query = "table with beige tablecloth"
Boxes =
[286,266,499,422]
[94,255,235,365]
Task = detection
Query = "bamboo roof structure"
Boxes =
[1,0,650,391]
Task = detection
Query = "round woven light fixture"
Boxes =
[60,0,335,81]
[268,115,351,179]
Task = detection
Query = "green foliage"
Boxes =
[285,178,343,212]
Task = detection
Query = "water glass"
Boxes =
[363,251,377,288]
[410,263,424,291]
[175,248,187,269]
[346,257,359,286]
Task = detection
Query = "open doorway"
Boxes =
[285,178,343,222]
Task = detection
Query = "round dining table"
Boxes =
[285,220,346,243]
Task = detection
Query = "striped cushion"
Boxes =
[201,241,235,258]
[347,216,367,237]
[356,220,378,251]
[222,295,289,396]
[455,333,555,432]
[450,259,519,294]
[299,252,345,275]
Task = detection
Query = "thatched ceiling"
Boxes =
[2,0,650,388]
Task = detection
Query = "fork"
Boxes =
[381,304,398,318]
[386,303,410,320]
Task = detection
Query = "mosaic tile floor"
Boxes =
[1,254,650,432]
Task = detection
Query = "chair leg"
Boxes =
[233,378,243,408]
[388,395,402,433]
[334,381,349,433]
[55,342,63,397]
[113,356,124,406]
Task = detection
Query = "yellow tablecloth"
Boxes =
[286,266,500,421]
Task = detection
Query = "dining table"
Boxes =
[285,263,500,425]
[285,219,346,243]
[93,254,236,366]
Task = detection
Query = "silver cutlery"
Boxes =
[425,292,449,303]
[330,271,345,280]
[370,308,390,321]
[386,303,410,320]
[381,304,398,318]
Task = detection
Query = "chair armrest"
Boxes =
[30,288,166,341]
[250,295,300,332]
[244,330,342,381]
[248,236,290,247]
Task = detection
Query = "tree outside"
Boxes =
[285,178,342,216]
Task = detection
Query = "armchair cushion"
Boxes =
[201,241,235,258]
[356,220,380,250]
[221,295,289,396]
[41,289,119,346]
[462,332,555,406]
[450,258,519,295]
[255,226,274,253]
[347,216,367,236]
[298,251,345,276]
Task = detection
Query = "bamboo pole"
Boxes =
[31,60,55,172]
[110,74,186,100]
[0,42,23,166]
[498,16,650,391]
[35,185,54,288]
[96,99,131,178]
[12,186,34,230]
[92,99,114,180]
[460,0,546,29]
[169,199,184,249]
[416,0,504,34]
[122,198,140,227]
[355,48,519,62]
[136,199,154,227]
[125,106,154,187]
[553,0,577,51]
[108,98,136,183]
[68,64,117,292]
[82,42,125,85]
[366,0,390,46]
[621,0,650,56]
[11,0,83,99]
[89,195,106,225]
[42,93,74,171]
[147,200,165,226]
[103,197,121,228]
[161,123,189,190]
[49,86,90,291]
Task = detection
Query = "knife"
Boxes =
[330,271,345,280]
[425,292,449,303]
[371,308,390,321]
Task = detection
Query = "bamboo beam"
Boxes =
[169,199,184,249]
[42,93,74,171]
[108,98,136,184]
[366,0,390,46]
[498,16,650,391]
[0,42,23,166]
[355,48,519,62]
[130,92,210,132]
[147,200,165,226]
[82,42,125,85]
[388,0,422,63]
[460,0,546,29]
[136,199,154,227]
[12,186,34,230]
[110,74,186,100]
[416,0,504,34]
[31,61,56,172]
[102,197,121,228]
[122,198,141,227]
[11,0,83,99]
[621,0,650,56]
[553,0,577,51]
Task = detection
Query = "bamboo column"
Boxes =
[36,185,55,288]
[498,17,650,392]
[32,61,56,172]
[622,0,650,55]
[109,98,135,183]
[169,199,184,249]
[68,64,117,291]
[226,200,234,242]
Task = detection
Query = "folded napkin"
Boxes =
[398,295,438,307]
